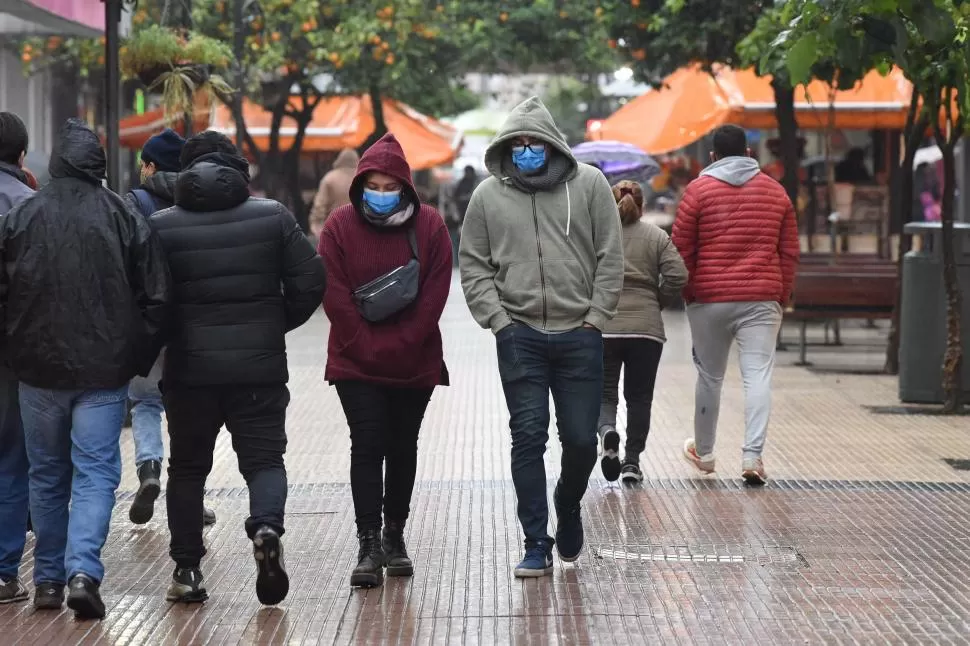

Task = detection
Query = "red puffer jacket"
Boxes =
[672,167,799,304]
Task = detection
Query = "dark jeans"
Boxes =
[0,365,27,581]
[334,381,433,533]
[496,324,603,546]
[598,338,664,461]
[164,385,290,568]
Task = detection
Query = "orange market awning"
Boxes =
[207,96,463,171]
[119,95,463,171]
[588,65,915,154]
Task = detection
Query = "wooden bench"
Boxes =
[784,262,897,365]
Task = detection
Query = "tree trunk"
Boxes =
[771,78,800,208]
[885,93,926,374]
[938,140,964,413]
[360,84,388,152]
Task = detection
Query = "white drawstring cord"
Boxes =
[565,182,572,237]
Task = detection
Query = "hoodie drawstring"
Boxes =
[565,182,572,237]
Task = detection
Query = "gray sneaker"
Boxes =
[0,578,28,604]
[599,425,621,481]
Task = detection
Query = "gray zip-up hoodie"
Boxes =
[458,97,624,333]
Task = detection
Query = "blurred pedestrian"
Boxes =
[320,133,451,589]
[0,119,171,619]
[151,131,325,607]
[598,181,687,484]
[459,97,623,577]
[449,165,478,265]
[0,111,33,605]
[309,147,359,239]
[123,128,217,528]
[672,125,799,485]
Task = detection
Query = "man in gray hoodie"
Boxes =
[459,97,623,578]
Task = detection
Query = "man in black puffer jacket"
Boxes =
[150,131,325,608]
[0,119,171,620]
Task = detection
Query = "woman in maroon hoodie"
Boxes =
[319,133,452,588]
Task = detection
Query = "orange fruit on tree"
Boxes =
[21,52,31,63]
[607,39,617,49]
[632,48,646,60]
[385,53,395,65]
[370,35,381,45]
[271,31,281,42]
[302,22,312,32]
[499,12,508,23]
[631,0,641,6]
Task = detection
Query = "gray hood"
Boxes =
[700,156,761,186]
[484,96,577,181]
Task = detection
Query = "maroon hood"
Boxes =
[349,133,419,213]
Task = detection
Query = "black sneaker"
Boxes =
[0,578,28,604]
[203,506,217,526]
[382,521,413,577]
[350,529,385,588]
[33,581,65,610]
[252,526,289,606]
[129,460,161,525]
[620,461,644,484]
[600,426,621,482]
[166,567,208,603]
[553,484,584,563]
[66,574,105,620]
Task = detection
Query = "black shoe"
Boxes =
[66,574,105,620]
[382,521,414,577]
[203,506,217,526]
[0,578,28,604]
[129,460,162,525]
[166,567,208,603]
[620,461,644,484]
[553,484,584,563]
[33,582,65,610]
[252,526,289,606]
[350,529,385,588]
[600,426,621,482]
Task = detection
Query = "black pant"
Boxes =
[334,381,433,533]
[599,338,663,460]
[164,384,290,568]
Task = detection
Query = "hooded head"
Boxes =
[350,133,419,227]
[332,147,360,171]
[49,119,106,185]
[484,97,577,189]
[174,130,251,212]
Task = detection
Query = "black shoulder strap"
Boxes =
[406,226,419,260]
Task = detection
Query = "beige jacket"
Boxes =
[604,220,688,342]
[309,148,359,235]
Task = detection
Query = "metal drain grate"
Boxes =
[592,544,806,566]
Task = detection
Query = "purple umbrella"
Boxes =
[572,141,660,181]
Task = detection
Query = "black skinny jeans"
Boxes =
[597,338,664,461]
[334,381,433,533]
[164,385,289,568]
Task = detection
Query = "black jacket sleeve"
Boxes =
[129,210,172,373]
[279,206,326,332]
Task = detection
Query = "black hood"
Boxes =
[48,119,106,185]
[142,171,178,204]
[175,152,251,212]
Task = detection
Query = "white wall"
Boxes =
[0,47,53,154]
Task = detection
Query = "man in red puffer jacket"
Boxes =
[672,125,799,485]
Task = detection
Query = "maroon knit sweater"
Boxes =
[318,133,452,388]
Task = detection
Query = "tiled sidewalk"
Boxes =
[4,275,970,645]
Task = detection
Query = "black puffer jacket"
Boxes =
[150,151,326,387]
[0,119,172,389]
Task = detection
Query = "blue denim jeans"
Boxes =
[128,355,164,466]
[19,384,127,585]
[0,365,27,581]
[496,323,603,547]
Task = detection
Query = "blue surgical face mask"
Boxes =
[362,188,402,215]
[511,143,547,172]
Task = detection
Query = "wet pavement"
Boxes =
[4,274,970,645]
